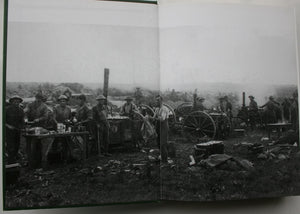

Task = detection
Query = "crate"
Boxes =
[194,141,224,158]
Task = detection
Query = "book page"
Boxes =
[159,0,300,201]
[3,0,160,209]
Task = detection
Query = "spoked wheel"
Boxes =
[182,111,216,143]
[139,104,155,117]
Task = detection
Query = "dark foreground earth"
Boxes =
[162,129,300,201]
[4,128,300,209]
[4,141,161,209]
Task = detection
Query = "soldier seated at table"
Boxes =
[92,95,111,157]
[53,95,72,124]
[120,96,139,147]
[5,95,25,164]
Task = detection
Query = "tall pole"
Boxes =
[103,68,109,99]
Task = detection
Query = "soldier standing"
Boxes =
[153,95,169,163]
[5,95,25,163]
[248,95,258,130]
[291,91,298,131]
[75,94,92,130]
[25,92,49,128]
[261,96,280,123]
[92,95,111,156]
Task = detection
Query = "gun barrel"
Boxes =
[242,92,245,107]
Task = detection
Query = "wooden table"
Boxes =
[266,123,292,139]
[23,131,89,168]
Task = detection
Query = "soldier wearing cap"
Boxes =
[152,95,169,163]
[92,95,111,156]
[120,96,137,118]
[25,92,49,128]
[261,96,280,123]
[248,95,258,130]
[53,95,72,124]
[5,95,25,163]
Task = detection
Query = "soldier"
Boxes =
[92,95,111,156]
[248,95,258,130]
[152,95,169,163]
[261,96,280,123]
[25,92,49,128]
[5,95,25,163]
[193,97,206,111]
[291,91,298,131]
[75,94,92,127]
[120,96,137,118]
[282,98,291,122]
[223,96,233,121]
[53,95,72,124]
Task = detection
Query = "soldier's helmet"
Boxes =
[58,94,68,101]
[9,95,23,103]
[96,95,106,100]
[269,96,274,100]
[249,95,254,99]
[125,96,133,101]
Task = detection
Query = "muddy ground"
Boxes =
[162,129,300,201]
[4,128,300,209]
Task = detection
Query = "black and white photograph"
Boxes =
[2,0,300,211]
[159,0,300,201]
[4,0,160,209]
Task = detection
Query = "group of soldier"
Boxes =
[191,92,299,130]
[5,92,170,165]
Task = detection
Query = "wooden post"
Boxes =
[103,68,109,99]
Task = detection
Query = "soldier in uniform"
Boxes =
[92,95,111,156]
[152,95,169,163]
[261,96,280,123]
[120,96,137,117]
[75,94,92,130]
[5,95,25,163]
[193,97,206,111]
[282,98,291,122]
[120,96,139,147]
[248,95,258,130]
[53,95,72,124]
[25,92,49,128]
[291,91,298,131]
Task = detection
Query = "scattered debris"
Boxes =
[189,155,196,166]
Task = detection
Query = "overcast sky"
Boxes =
[6,0,299,92]
[159,1,298,90]
[6,0,159,89]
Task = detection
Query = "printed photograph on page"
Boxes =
[3,0,160,209]
[158,0,300,201]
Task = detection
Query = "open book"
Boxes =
[3,0,300,210]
